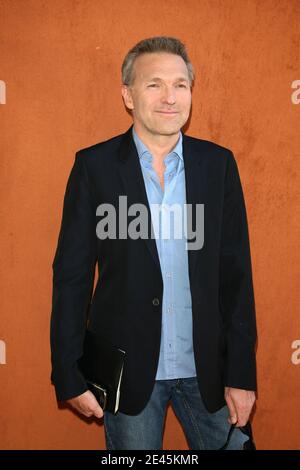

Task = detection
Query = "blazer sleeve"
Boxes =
[50,151,97,401]
[219,150,257,391]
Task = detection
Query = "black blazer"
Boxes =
[50,126,257,414]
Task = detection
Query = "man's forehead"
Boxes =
[134,53,189,79]
[140,75,189,82]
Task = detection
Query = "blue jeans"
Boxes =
[104,377,249,450]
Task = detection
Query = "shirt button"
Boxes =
[152,298,160,306]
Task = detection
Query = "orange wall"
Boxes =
[0,0,299,450]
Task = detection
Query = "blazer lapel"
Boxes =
[182,134,205,286]
[118,127,162,273]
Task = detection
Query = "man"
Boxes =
[50,36,257,450]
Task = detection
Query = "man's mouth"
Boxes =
[155,110,179,115]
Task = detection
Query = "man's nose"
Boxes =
[161,86,176,105]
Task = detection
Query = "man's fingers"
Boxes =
[93,406,104,419]
[88,393,104,418]
[83,407,103,418]
[225,388,256,427]
[235,405,251,427]
[67,390,103,418]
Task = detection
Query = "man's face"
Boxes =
[122,52,192,136]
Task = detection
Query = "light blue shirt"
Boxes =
[132,127,197,379]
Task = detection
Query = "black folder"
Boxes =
[78,329,125,414]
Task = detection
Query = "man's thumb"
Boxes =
[94,406,104,419]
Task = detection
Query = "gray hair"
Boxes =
[121,36,194,86]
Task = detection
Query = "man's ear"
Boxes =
[121,84,134,110]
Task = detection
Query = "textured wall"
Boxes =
[0,0,299,450]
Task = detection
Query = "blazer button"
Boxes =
[152,298,160,306]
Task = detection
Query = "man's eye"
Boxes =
[148,84,159,87]
[177,84,187,88]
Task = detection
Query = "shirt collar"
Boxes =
[132,126,183,162]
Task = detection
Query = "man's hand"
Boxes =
[66,390,104,418]
[224,387,256,427]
